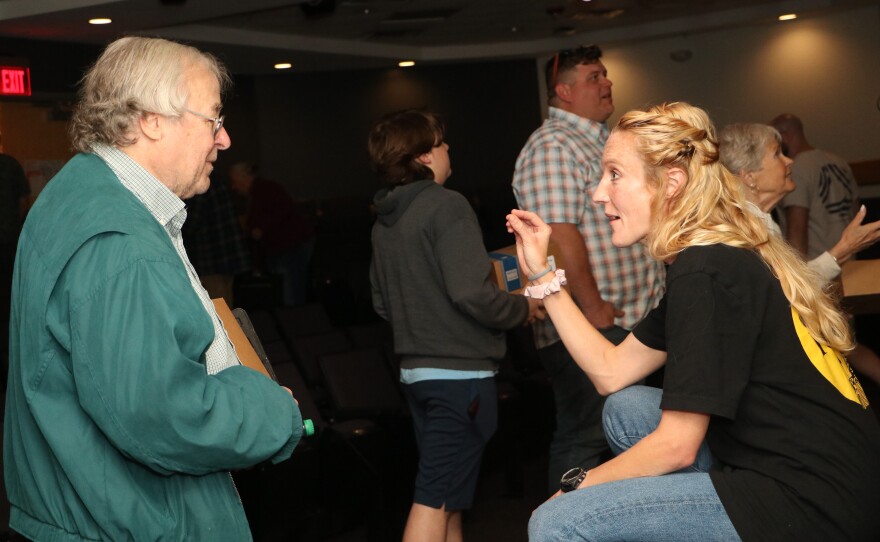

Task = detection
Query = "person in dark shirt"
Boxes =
[182,178,250,306]
[229,162,315,306]
[0,135,30,387]
[510,102,880,541]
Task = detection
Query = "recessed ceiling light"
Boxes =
[89,18,112,25]
[398,60,415,68]
[274,63,292,70]
[778,13,797,21]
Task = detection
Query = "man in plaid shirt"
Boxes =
[183,178,250,306]
[512,45,665,494]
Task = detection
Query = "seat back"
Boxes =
[289,330,352,387]
[319,347,403,419]
[345,321,397,373]
[273,303,334,339]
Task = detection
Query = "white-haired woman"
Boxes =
[719,123,880,387]
[718,122,880,282]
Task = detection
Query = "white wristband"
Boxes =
[523,269,567,299]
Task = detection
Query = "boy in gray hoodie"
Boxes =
[369,109,542,542]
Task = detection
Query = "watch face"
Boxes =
[561,467,584,484]
[560,467,585,491]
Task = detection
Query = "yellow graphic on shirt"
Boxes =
[791,307,868,408]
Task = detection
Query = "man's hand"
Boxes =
[281,386,299,405]
[582,298,624,330]
[525,298,546,325]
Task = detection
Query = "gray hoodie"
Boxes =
[370,180,528,370]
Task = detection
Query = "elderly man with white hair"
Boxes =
[3,37,305,541]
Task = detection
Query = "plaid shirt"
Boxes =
[182,180,249,277]
[92,144,240,375]
[512,107,665,348]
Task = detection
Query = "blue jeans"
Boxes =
[528,386,741,541]
[539,326,629,494]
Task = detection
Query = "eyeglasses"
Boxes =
[185,108,225,137]
[549,44,602,89]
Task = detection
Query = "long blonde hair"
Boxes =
[615,102,853,352]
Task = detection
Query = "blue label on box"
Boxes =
[488,252,522,291]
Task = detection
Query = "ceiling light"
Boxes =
[88,18,112,25]
[274,63,292,70]
[778,13,797,21]
[398,60,415,67]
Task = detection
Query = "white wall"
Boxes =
[587,6,879,164]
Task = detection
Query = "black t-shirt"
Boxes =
[633,244,880,541]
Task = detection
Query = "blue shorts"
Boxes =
[403,377,497,511]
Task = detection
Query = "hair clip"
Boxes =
[678,140,696,160]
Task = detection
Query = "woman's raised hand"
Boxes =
[506,209,552,279]
[829,205,880,265]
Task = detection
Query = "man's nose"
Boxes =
[215,126,231,150]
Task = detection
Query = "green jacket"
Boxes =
[3,153,303,541]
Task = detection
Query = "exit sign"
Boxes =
[0,66,31,96]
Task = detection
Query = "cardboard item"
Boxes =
[840,259,880,315]
[488,241,565,293]
[211,298,272,378]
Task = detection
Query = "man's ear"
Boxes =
[554,81,571,103]
[665,166,688,199]
[138,112,163,142]
[416,152,432,165]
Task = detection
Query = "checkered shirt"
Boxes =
[92,144,240,375]
[182,180,250,277]
[512,107,665,348]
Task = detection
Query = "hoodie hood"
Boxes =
[373,180,436,227]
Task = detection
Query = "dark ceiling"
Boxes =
[0,0,875,74]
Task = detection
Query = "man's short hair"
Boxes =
[769,113,804,137]
[545,44,603,100]
[69,36,231,153]
[368,109,445,186]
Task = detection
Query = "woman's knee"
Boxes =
[528,499,567,542]
[603,385,661,419]
[602,385,663,451]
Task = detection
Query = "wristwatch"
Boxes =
[560,467,587,492]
